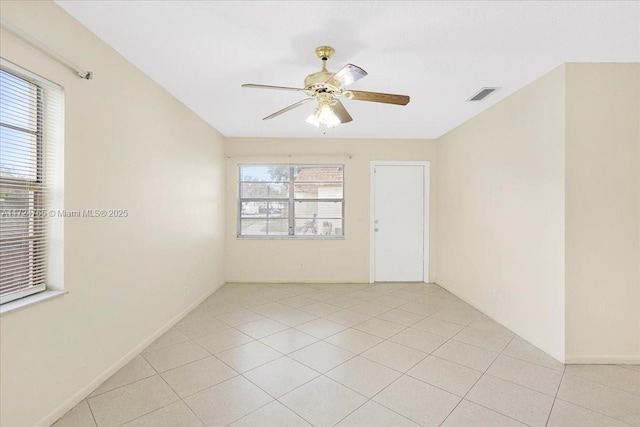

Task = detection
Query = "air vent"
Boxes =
[467,87,501,102]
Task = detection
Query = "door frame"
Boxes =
[369,161,430,283]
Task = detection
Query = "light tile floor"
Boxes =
[54,283,640,427]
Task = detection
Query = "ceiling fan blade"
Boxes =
[349,90,410,106]
[242,84,305,92]
[331,100,353,124]
[263,98,314,120]
[325,64,367,88]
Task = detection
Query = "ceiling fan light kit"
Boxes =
[242,46,410,129]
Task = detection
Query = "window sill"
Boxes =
[237,235,345,240]
[0,290,68,315]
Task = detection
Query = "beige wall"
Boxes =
[0,2,226,426]
[436,66,567,361]
[564,63,640,363]
[225,138,436,283]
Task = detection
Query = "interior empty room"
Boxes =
[0,1,638,427]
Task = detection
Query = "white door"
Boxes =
[371,163,428,282]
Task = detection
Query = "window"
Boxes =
[0,60,64,304]
[238,165,344,238]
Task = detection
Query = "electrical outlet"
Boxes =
[184,286,189,296]
[299,263,304,270]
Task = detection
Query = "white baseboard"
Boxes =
[565,355,640,364]
[226,280,370,284]
[37,282,224,427]
[226,281,435,285]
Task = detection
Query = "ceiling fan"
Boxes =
[242,46,410,129]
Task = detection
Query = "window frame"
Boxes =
[0,59,64,308]
[237,164,345,239]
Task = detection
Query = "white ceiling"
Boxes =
[56,1,639,139]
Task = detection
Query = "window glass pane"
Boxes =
[294,218,343,236]
[240,219,266,235]
[265,219,289,236]
[240,218,290,236]
[240,201,288,218]
[294,182,343,199]
[240,201,266,217]
[0,127,38,180]
[0,70,38,132]
[294,201,342,219]
[240,182,289,198]
[240,200,290,236]
[266,201,288,218]
[294,166,343,182]
[240,165,290,182]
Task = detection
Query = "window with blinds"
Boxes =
[0,60,64,304]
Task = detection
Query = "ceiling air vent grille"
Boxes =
[467,87,500,102]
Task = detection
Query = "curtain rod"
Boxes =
[226,153,353,159]
[1,18,93,80]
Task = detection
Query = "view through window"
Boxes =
[238,165,344,238]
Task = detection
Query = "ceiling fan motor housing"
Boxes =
[305,46,339,93]
[304,70,336,90]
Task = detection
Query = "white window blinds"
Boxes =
[0,60,64,304]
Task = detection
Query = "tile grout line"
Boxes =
[476,371,560,401]
[557,369,640,398]
[88,374,164,401]
[550,396,636,427]
[144,331,243,399]
[142,340,214,375]
[115,343,216,426]
[175,361,274,426]
[85,398,99,427]
[561,370,640,397]
[88,368,157,399]
[551,384,638,426]
[497,351,565,374]
[544,364,566,427]
[437,332,519,426]
[132,374,205,427]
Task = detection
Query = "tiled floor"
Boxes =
[54,282,640,427]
